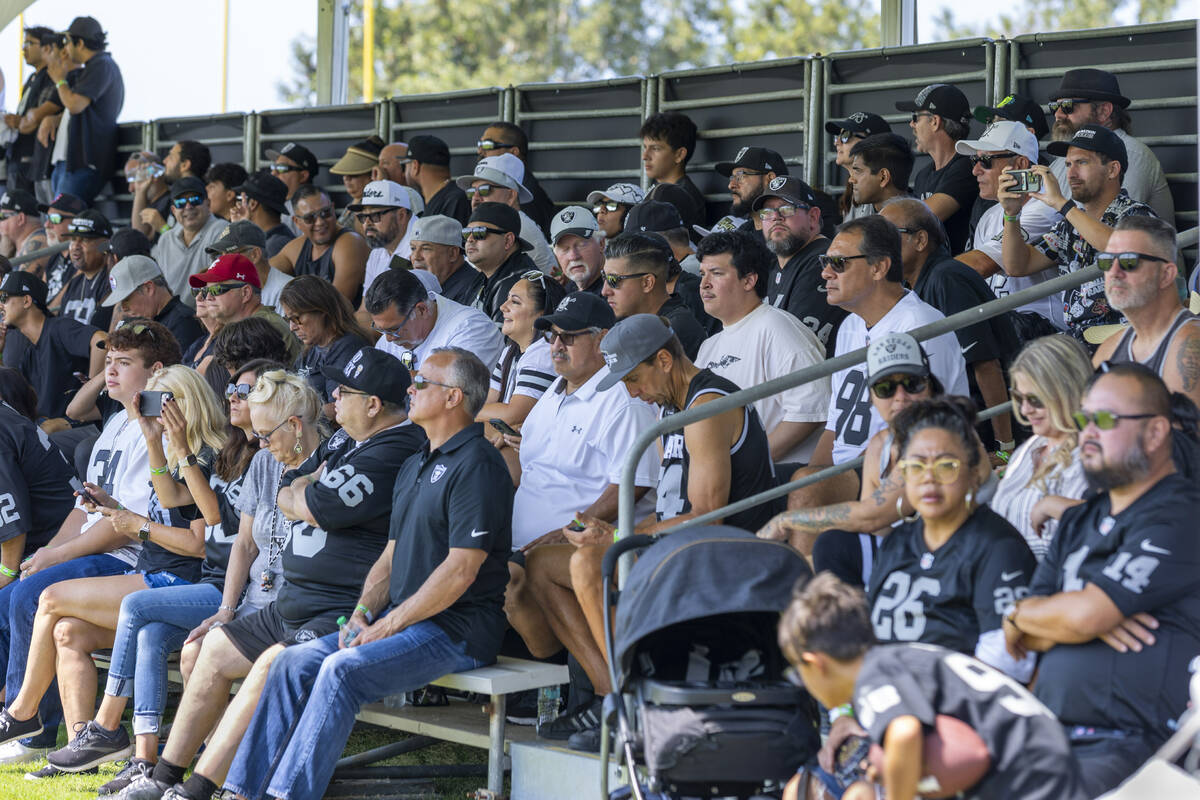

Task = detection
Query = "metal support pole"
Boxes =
[881,0,918,46]
[487,693,507,793]
[316,0,349,106]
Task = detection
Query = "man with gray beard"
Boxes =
[353,180,414,301]
[753,176,846,357]
[1004,362,1200,797]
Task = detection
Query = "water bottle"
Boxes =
[535,685,561,732]
[336,615,361,647]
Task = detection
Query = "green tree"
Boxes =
[930,0,1181,40]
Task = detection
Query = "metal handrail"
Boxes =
[10,242,68,267]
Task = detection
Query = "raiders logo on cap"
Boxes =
[734,146,749,162]
[556,296,576,312]
[282,143,297,154]
[884,340,897,353]
[560,210,575,224]
[849,112,867,123]
[769,176,787,191]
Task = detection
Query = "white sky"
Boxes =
[0,1,1189,121]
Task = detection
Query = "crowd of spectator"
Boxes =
[0,13,1192,800]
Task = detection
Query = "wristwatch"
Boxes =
[178,453,198,471]
[138,519,152,542]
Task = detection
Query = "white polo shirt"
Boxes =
[972,198,1064,330]
[511,367,660,549]
[375,293,504,371]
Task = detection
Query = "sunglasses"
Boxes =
[269,163,304,174]
[601,271,651,288]
[756,204,809,222]
[1048,98,1091,114]
[463,225,502,242]
[412,374,455,391]
[818,254,870,273]
[1096,252,1169,272]
[295,206,335,225]
[833,130,859,144]
[521,269,547,289]
[871,375,928,399]
[542,328,600,346]
[172,194,205,209]
[225,382,253,400]
[47,213,74,225]
[191,283,243,299]
[1071,410,1157,431]
[336,386,370,398]
[252,418,290,443]
[1009,389,1044,410]
[355,208,396,224]
[477,139,516,150]
[897,457,963,483]
[968,153,1017,168]
[0,212,16,221]
[465,184,504,199]
[593,202,621,214]
[115,321,156,338]
[910,111,935,122]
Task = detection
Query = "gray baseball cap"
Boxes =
[206,220,267,257]
[550,205,599,244]
[866,332,930,383]
[455,153,534,204]
[102,255,163,307]
[597,314,676,391]
[410,215,462,248]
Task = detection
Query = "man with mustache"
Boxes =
[714,146,788,231]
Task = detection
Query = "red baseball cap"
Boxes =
[188,253,262,289]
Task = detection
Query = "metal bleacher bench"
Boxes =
[91,651,567,796]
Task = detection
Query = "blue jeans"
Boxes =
[50,162,104,205]
[224,621,484,800]
[0,553,127,747]
[104,583,221,736]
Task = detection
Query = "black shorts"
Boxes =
[1069,733,1154,798]
[220,601,342,662]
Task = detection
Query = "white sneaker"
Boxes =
[0,738,52,765]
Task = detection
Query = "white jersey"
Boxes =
[826,291,969,464]
[81,410,148,567]
[972,199,1065,330]
[375,293,504,372]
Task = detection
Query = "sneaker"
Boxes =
[0,739,53,765]
[113,773,172,800]
[24,762,96,779]
[538,698,602,741]
[505,689,539,726]
[99,759,154,796]
[0,707,43,747]
[566,725,606,753]
[48,720,133,772]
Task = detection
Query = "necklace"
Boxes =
[259,443,317,591]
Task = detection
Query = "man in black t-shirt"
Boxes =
[895,83,979,253]
[219,347,512,800]
[779,573,1085,800]
[1005,364,1200,797]
[103,255,203,351]
[640,112,707,230]
[404,135,470,225]
[5,27,57,194]
[131,348,425,800]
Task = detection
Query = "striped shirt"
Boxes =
[489,337,556,403]
[988,435,1089,561]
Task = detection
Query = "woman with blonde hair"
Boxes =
[989,335,1092,560]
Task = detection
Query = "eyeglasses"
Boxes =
[269,163,304,174]
[412,374,455,391]
[370,304,418,338]
[0,212,16,221]
[1048,98,1091,114]
[593,202,621,214]
[190,283,243,299]
[870,375,928,399]
[729,169,766,182]
[463,225,502,242]
[225,382,253,400]
[252,418,290,443]
[171,194,205,209]
[968,153,1017,168]
[896,457,963,484]
[465,184,504,199]
[1071,410,1158,431]
[477,139,516,151]
[601,271,651,288]
[542,328,600,346]
[818,254,870,273]
[756,204,809,222]
[1009,389,1045,410]
[910,111,935,123]
[283,312,309,326]
[294,206,335,225]
[47,213,74,225]
[336,386,370,398]
[1096,252,1169,272]
[355,208,396,224]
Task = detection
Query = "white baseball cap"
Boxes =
[347,180,410,211]
[586,183,645,206]
[455,153,533,204]
[955,120,1039,163]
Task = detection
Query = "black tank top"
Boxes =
[1110,309,1198,377]
[655,369,780,532]
[295,228,347,284]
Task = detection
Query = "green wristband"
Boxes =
[149,465,168,475]
[0,565,17,578]
[355,604,371,616]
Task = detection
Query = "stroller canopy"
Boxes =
[613,526,812,685]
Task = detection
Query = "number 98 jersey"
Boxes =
[868,505,1036,655]
[276,423,427,628]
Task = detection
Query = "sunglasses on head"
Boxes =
[542,328,599,346]
[1071,409,1157,431]
[756,204,808,222]
[969,153,1017,168]
[520,269,547,289]
[871,374,928,399]
[818,253,870,273]
[225,382,253,400]
[1009,389,1045,410]
[355,208,396,225]
[115,320,156,338]
[295,206,334,225]
[1048,98,1092,114]
[463,225,502,242]
[465,184,504,199]
[191,283,243,299]
[477,139,516,150]
[47,212,73,225]
[593,202,620,214]
[172,194,205,209]
[1096,252,1169,272]
[896,457,963,484]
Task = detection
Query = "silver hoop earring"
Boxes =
[897,495,919,523]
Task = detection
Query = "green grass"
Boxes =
[0,724,499,800]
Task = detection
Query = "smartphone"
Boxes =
[489,418,519,437]
[69,477,101,507]
[138,390,174,417]
[833,735,872,785]
[1007,169,1043,194]
[566,519,587,532]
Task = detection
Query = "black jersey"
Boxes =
[277,423,426,627]
[200,468,247,589]
[60,267,113,330]
[3,315,99,419]
[294,332,371,403]
[1031,473,1200,745]
[912,154,979,254]
[869,505,1035,654]
[0,402,75,552]
[655,369,780,533]
[854,643,1086,800]
[136,446,215,583]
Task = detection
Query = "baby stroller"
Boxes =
[599,526,821,800]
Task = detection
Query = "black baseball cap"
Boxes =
[38,192,85,214]
[0,190,39,215]
[170,176,207,200]
[1046,124,1128,177]
[824,112,892,138]
[107,228,152,259]
[467,203,532,251]
[714,146,789,177]
[65,16,104,41]
[973,94,1049,139]
[320,347,412,406]
[750,175,819,212]
[533,292,616,333]
[407,135,451,167]
[67,209,112,239]
[623,199,685,234]
[0,271,50,314]
[206,220,268,257]
[265,142,319,177]
[896,83,972,125]
[234,168,288,215]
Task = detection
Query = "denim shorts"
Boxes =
[124,569,189,589]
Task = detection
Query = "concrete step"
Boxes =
[509,738,628,800]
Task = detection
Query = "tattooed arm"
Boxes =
[1164,322,1200,411]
